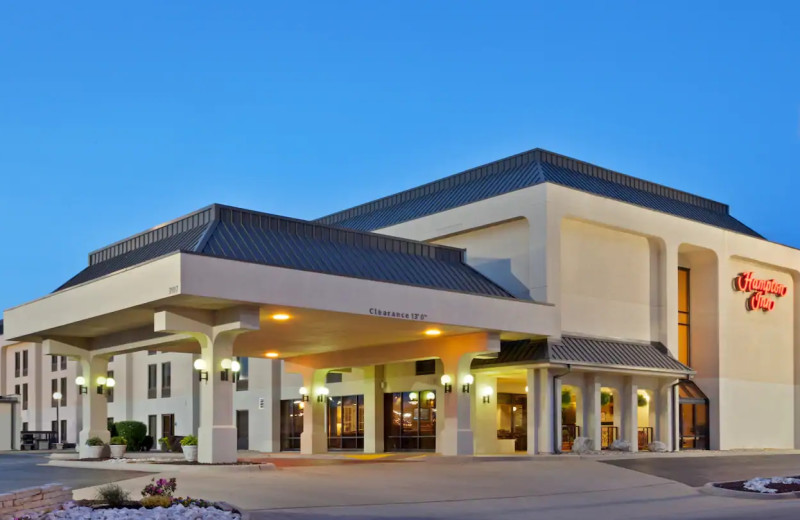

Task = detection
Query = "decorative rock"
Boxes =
[609,439,632,452]
[648,441,668,452]
[571,437,595,454]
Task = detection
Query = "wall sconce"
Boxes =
[75,376,88,395]
[220,358,232,381]
[440,374,452,394]
[96,376,114,395]
[462,374,474,393]
[299,386,310,402]
[231,360,241,383]
[316,386,329,403]
[193,359,208,382]
[425,391,436,404]
[481,386,493,404]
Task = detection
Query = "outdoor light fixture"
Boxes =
[462,374,474,394]
[481,386,493,404]
[316,386,329,403]
[424,328,442,336]
[231,360,242,383]
[95,376,108,395]
[299,387,310,402]
[75,376,88,395]
[193,359,209,382]
[52,391,62,401]
[440,374,453,393]
[220,358,233,381]
[53,392,63,445]
[408,392,419,404]
[271,313,291,321]
[425,391,436,403]
[265,352,279,359]
[106,377,116,389]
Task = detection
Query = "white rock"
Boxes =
[647,441,668,452]
[571,437,595,454]
[608,439,632,452]
[743,476,800,494]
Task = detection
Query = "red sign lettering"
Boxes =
[734,272,788,312]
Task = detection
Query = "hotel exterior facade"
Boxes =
[1,148,798,461]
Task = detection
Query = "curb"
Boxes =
[45,460,277,473]
[216,501,251,520]
[699,482,800,500]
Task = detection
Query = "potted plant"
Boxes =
[109,436,127,458]
[159,437,171,452]
[85,437,106,459]
[180,435,198,462]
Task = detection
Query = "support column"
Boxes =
[473,374,497,454]
[655,381,675,451]
[438,353,476,456]
[621,376,639,452]
[363,365,384,454]
[79,355,110,458]
[249,358,281,453]
[553,373,563,453]
[536,368,554,454]
[526,369,537,455]
[299,369,328,454]
[583,373,602,451]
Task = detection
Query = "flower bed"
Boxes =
[715,476,800,494]
[16,501,241,519]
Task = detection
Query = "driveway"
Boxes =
[0,452,147,493]
[603,453,800,487]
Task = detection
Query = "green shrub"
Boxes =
[180,435,198,446]
[96,484,130,507]
[110,436,127,446]
[141,495,172,508]
[142,435,154,451]
[85,437,105,447]
[115,421,147,451]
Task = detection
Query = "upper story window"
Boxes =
[235,357,249,391]
[61,356,67,370]
[147,364,157,399]
[51,355,58,372]
[22,350,28,377]
[678,268,690,366]
[161,363,171,398]
[15,352,20,378]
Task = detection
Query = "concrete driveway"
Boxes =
[0,452,147,493]
[603,453,800,487]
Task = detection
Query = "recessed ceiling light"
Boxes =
[424,329,442,336]
[265,352,279,358]
[272,313,291,321]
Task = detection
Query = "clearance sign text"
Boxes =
[734,271,788,312]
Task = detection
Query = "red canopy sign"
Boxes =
[734,271,788,312]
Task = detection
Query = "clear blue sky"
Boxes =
[1,2,798,312]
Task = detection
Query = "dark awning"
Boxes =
[472,334,694,375]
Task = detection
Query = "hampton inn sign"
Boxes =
[734,271,789,312]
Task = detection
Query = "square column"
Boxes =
[300,369,328,454]
[249,358,281,453]
[621,376,639,452]
[78,355,110,458]
[655,381,675,451]
[438,353,476,456]
[473,374,497,454]
[363,365,384,454]
[583,373,602,451]
[526,369,537,454]
[198,334,237,464]
[536,368,554,454]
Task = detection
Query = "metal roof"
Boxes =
[56,204,514,299]
[314,148,762,238]
[472,334,693,374]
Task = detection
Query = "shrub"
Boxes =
[96,484,130,507]
[159,437,171,451]
[180,435,198,446]
[115,421,147,451]
[85,437,105,447]
[173,496,213,508]
[141,477,177,498]
[110,436,127,446]
[107,421,118,437]
[142,435,154,451]
[141,495,172,508]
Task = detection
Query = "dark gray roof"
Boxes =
[56,205,514,299]
[472,334,693,374]
[315,148,762,238]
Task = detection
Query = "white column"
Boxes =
[536,368,554,454]
[78,355,110,458]
[473,374,497,454]
[249,358,281,453]
[438,353,476,455]
[655,381,675,451]
[300,369,328,454]
[526,368,537,454]
[553,374,563,453]
[583,373,602,451]
[621,376,639,452]
[363,365,384,454]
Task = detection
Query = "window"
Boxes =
[148,415,157,438]
[161,363,171,398]
[51,355,58,372]
[22,422,28,432]
[415,359,436,376]
[147,365,157,399]
[60,356,67,370]
[236,357,249,391]
[60,377,66,406]
[60,420,67,443]
[22,350,28,377]
[161,414,175,438]
[14,352,20,378]
[678,268,690,366]
[14,384,20,396]
[327,395,364,450]
[280,400,304,451]
[51,379,58,407]
[384,391,437,451]
[325,372,342,384]
[22,384,28,410]
[106,371,114,403]
[148,350,157,356]
[51,420,58,436]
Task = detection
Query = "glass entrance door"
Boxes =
[384,391,436,451]
[679,380,709,450]
[280,400,304,451]
[497,393,526,451]
[328,395,364,450]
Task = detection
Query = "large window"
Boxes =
[161,363,171,398]
[384,391,436,451]
[678,268,690,366]
[280,400,304,451]
[497,393,526,452]
[328,395,364,450]
[147,365,157,399]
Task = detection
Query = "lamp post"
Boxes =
[52,391,63,449]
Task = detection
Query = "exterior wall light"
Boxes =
[462,374,474,394]
[96,376,110,395]
[193,359,209,382]
[220,358,233,381]
[408,392,419,404]
[316,386,330,403]
[481,386,493,404]
[299,386,310,402]
[425,391,436,403]
[440,374,452,393]
[231,360,242,383]
[75,376,88,395]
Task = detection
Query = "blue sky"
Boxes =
[1,2,798,312]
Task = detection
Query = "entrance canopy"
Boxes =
[4,204,557,358]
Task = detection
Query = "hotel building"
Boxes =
[2,148,798,461]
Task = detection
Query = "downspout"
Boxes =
[552,364,571,454]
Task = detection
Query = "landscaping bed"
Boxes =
[712,476,800,496]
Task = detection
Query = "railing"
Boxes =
[600,426,618,449]
[638,427,654,450]
[562,424,581,451]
